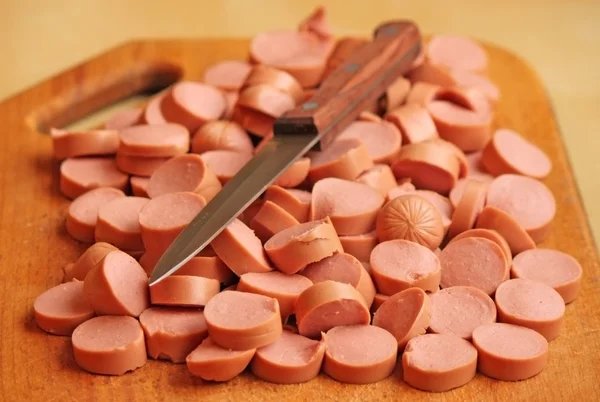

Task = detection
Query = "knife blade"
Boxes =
[149,20,421,286]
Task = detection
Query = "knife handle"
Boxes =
[274,20,421,148]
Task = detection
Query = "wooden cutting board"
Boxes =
[0,38,599,402]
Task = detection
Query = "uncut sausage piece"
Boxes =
[66,187,125,243]
[439,237,507,295]
[251,330,325,384]
[72,316,147,375]
[139,307,208,363]
[426,34,488,72]
[104,108,142,130]
[447,179,487,239]
[323,325,397,384]
[186,337,256,382]
[83,250,149,317]
[204,291,282,350]
[95,196,149,251]
[50,128,119,159]
[115,153,169,177]
[237,271,313,318]
[370,240,441,295]
[203,60,252,91]
[486,174,556,243]
[338,231,377,263]
[118,123,189,157]
[308,139,373,183]
[191,120,254,155]
[295,281,370,338]
[59,157,129,199]
[66,242,118,282]
[356,164,398,197]
[511,248,582,303]
[451,69,500,102]
[449,228,512,267]
[264,217,342,274]
[495,278,565,341]
[334,120,402,164]
[147,154,222,202]
[402,333,478,392]
[387,188,453,231]
[429,286,497,339]
[311,178,384,236]
[34,281,94,336]
[472,323,549,381]
[300,253,376,307]
[264,185,311,222]
[149,275,219,307]
[475,206,536,255]
[384,104,438,144]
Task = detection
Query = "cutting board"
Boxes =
[0,38,599,402]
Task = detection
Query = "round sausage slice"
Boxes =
[371,293,389,313]
[34,281,94,336]
[402,333,478,392]
[407,62,457,87]
[199,150,252,185]
[66,187,125,243]
[308,139,374,183]
[66,242,118,282]
[232,105,274,138]
[95,196,149,251]
[429,286,497,339]
[72,316,146,375]
[118,123,189,157]
[147,154,222,201]
[130,176,150,197]
[150,275,220,307]
[115,153,169,177]
[476,206,536,255]
[241,65,304,104]
[388,188,453,231]
[251,330,325,384]
[339,231,378,263]
[356,164,398,197]
[404,81,441,107]
[203,60,252,92]
[249,200,300,243]
[139,92,167,125]
[295,281,370,338]
[51,128,119,159]
[384,104,438,144]
[204,290,282,350]
[186,337,255,382]
[449,176,493,208]
[447,179,487,239]
[237,271,312,318]
[274,157,311,188]
[139,307,208,363]
[323,325,397,384]
[237,84,296,118]
[104,108,142,130]
[370,240,441,295]
[439,237,507,295]
[60,157,129,199]
[472,323,548,381]
[264,185,311,222]
[335,120,402,164]
[511,248,582,303]
[426,34,488,72]
[160,82,226,131]
[448,228,512,267]
[383,76,411,112]
[298,6,331,39]
[495,278,565,341]
[83,250,149,316]
[191,120,253,155]
[451,69,500,102]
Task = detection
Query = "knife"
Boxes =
[149,20,421,286]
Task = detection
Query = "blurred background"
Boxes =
[2,0,598,247]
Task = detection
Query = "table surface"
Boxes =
[2,0,599,248]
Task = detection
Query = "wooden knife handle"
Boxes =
[274,20,421,148]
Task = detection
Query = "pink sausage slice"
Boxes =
[241,65,304,104]
[402,333,478,392]
[298,6,331,39]
[383,76,411,112]
[407,62,457,87]
[475,206,536,255]
[511,248,582,303]
[200,150,252,185]
[34,281,94,336]
[370,240,441,295]
[191,120,254,155]
[115,153,169,177]
[371,293,389,313]
[204,290,282,350]
[186,337,255,382]
[429,286,497,339]
[203,60,252,92]
[66,242,118,282]
[130,176,150,197]
[51,128,119,159]
[237,271,313,318]
[426,34,488,72]
[237,84,296,118]
[160,81,226,131]
[308,139,374,183]
[251,330,325,384]
[372,287,431,348]
[83,250,149,316]
[147,154,222,202]
[264,185,311,222]
[384,104,438,144]
[139,307,208,363]
[149,275,220,307]
[66,187,125,243]
[249,200,300,243]
[335,120,402,164]
[447,179,487,239]
[495,278,565,341]
[118,123,189,157]
[439,237,507,295]
[274,157,311,188]
[139,92,167,125]
[451,69,500,102]
[104,108,142,130]
[387,187,453,230]
[239,198,265,226]
[472,323,548,381]
[72,316,147,375]
[60,157,128,199]
[264,217,343,274]
[95,196,149,251]
[404,81,441,107]
[339,231,378,263]
[356,164,398,197]
[323,325,397,384]
[449,228,512,268]
[449,176,493,208]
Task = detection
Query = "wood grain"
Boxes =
[0,38,599,401]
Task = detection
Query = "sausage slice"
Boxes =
[34,281,94,336]
[95,196,149,251]
[475,206,536,255]
[426,34,488,72]
[274,157,311,188]
[51,128,119,159]
[264,185,311,222]
[139,92,167,125]
[448,228,512,267]
[115,153,169,177]
[118,123,189,157]
[66,242,118,282]
[60,157,129,199]
[447,179,487,238]
[241,65,304,104]
[186,337,255,382]
[66,187,125,243]
[104,108,142,130]
[249,200,300,243]
[308,139,373,183]
[191,120,254,155]
[356,164,398,197]
[384,104,438,145]
[338,231,378,263]
[335,120,402,164]
[203,60,252,92]
[449,176,493,208]
[149,275,220,307]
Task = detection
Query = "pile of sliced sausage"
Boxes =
[34,7,583,392]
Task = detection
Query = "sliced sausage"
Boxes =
[384,104,438,144]
[104,108,142,130]
[425,137,470,178]
[511,248,582,303]
[72,316,146,375]
[241,65,304,104]
[204,290,282,350]
[439,237,507,295]
[355,165,398,197]
[237,271,312,318]
[251,330,325,384]
[358,111,383,123]
[115,153,169,177]
[138,92,167,125]
[402,333,477,392]
[130,176,150,197]
[311,178,384,235]
[239,198,265,226]
[60,157,129,199]
[475,206,536,255]
[66,187,125,243]
[370,240,441,295]
[298,6,331,40]
[447,179,487,238]
[66,242,118,282]
[429,286,497,339]
[451,69,500,102]
[495,278,565,341]
[472,323,548,381]
[186,337,255,382]
[308,139,373,182]
[383,77,411,112]
[160,81,226,131]
[371,293,389,313]
[481,129,552,178]
[323,325,397,384]
[404,81,441,107]
[448,228,512,267]
[338,231,378,263]
[486,174,556,243]
[118,123,189,157]
[249,200,300,243]
[147,154,222,201]
[407,62,457,87]
[34,281,94,336]
[191,120,253,155]
[223,91,238,120]
[274,157,310,188]
[237,84,296,118]
[449,176,493,208]
[264,185,311,222]
[83,250,149,316]
[139,307,208,363]
[334,120,402,164]
[264,217,342,274]
[50,128,119,159]
[232,105,274,138]
[95,196,149,251]
[426,34,488,72]
[203,60,252,91]
[199,150,252,185]
[149,275,220,307]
